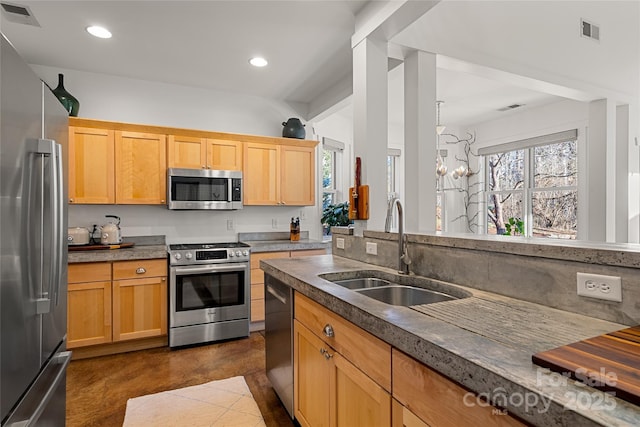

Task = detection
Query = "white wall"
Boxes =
[32,65,323,243]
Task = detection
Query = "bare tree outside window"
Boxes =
[485,139,577,239]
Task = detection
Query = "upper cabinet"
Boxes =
[115,131,167,204]
[68,126,115,204]
[68,118,317,206]
[167,135,242,171]
[244,141,316,206]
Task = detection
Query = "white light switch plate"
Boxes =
[336,238,345,249]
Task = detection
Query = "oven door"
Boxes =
[170,263,250,328]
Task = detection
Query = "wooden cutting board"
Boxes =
[532,325,640,405]
[68,242,135,251]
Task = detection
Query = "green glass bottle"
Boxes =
[52,73,79,116]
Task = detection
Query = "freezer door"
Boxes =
[2,351,71,427]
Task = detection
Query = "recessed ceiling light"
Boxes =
[249,57,268,67]
[86,25,112,39]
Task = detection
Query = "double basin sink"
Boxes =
[319,270,471,307]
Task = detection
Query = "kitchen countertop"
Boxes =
[238,231,329,253]
[67,235,167,263]
[260,254,640,427]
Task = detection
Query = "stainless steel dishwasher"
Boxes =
[264,274,294,418]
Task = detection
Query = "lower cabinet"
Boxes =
[392,349,526,427]
[67,259,167,352]
[251,249,327,326]
[294,293,392,427]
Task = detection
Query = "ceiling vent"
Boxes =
[1,1,40,26]
[497,103,525,112]
[581,18,600,41]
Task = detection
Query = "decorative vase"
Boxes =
[282,118,306,139]
[51,73,79,117]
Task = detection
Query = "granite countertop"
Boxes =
[67,235,167,263]
[238,231,330,253]
[260,254,640,427]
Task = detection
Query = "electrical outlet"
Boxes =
[336,237,345,249]
[226,219,234,230]
[271,218,278,229]
[366,242,377,255]
[577,272,622,302]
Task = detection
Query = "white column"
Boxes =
[404,50,437,233]
[352,37,388,234]
[628,102,640,243]
[616,104,630,243]
[587,99,617,242]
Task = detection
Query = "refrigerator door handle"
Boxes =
[32,138,62,314]
[4,351,72,427]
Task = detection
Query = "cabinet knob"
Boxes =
[323,324,334,338]
[320,348,333,360]
[161,200,166,203]
[69,198,74,203]
[135,267,146,274]
[202,165,206,169]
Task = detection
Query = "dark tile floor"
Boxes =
[66,332,294,427]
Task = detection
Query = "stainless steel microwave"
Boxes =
[167,168,243,210]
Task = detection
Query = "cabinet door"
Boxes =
[335,352,391,427]
[250,251,290,323]
[67,281,112,348]
[167,135,206,169]
[206,139,243,171]
[115,131,167,204]
[244,142,279,205]
[68,126,115,204]
[112,276,167,341]
[280,145,315,206]
[392,399,429,427]
[294,320,332,427]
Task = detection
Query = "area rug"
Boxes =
[122,376,266,427]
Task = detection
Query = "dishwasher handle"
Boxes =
[266,284,288,305]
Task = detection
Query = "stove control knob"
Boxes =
[174,253,182,260]
[233,251,240,257]
[185,252,193,260]
[242,250,249,256]
[229,251,235,257]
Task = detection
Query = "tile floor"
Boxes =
[66,332,294,427]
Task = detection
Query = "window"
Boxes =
[322,138,344,211]
[481,130,578,239]
[387,148,401,199]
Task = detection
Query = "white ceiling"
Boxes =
[2,1,633,127]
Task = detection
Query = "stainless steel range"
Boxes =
[168,242,250,348]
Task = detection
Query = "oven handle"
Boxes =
[173,264,248,275]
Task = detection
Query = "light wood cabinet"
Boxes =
[392,399,430,427]
[168,135,243,170]
[67,259,167,352]
[392,349,526,427]
[251,249,327,326]
[68,126,115,204]
[115,131,167,204]
[244,142,315,206]
[294,293,392,427]
[67,263,112,348]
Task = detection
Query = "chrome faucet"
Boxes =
[385,197,411,275]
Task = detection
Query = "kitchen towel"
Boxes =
[122,376,266,427]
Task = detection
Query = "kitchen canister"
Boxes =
[282,118,306,139]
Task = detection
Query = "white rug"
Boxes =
[122,376,266,427]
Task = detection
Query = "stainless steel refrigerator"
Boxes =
[1,34,71,426]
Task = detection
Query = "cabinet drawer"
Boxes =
[392,349,526,427]
[113,259,167,280]
[250,251,289,269]
[251,283,265,301]
[68,262,111,283]
[295,292,391,391]
[251,299,265,322]
[250,268,264,285]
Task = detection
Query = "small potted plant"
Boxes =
[321,201,352,236]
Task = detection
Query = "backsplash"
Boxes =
[331,228,640,326]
